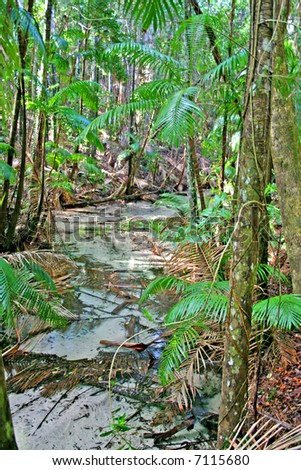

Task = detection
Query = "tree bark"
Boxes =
[270,0,301,293]
[0,353,18,449]
[217,0,273,448]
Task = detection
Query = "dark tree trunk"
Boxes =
[0,353,18,449]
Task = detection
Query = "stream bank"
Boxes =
[7,200,221,450]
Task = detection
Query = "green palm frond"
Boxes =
[134,79,181,101]
[0,259,16,321]
[158,319,206,385]
[202,50,248,84]
[0,255,76,328]
[57,107,104,150]
[50,81,102,112]
[253,295,301,330]
[104,42,182,77]
[122,0,180,31]
[257,263,290,285]
[77,99,158,143]
[165,291,228,324]
[139,275,187,304]
[173,13,222,54]
[154,89,203,146]
[0,160,17,183]
[11,6,46,57]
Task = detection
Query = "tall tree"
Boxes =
[270,0,301,294]
[217,0,273,447]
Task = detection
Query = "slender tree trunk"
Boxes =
[27,0,52,241]
[270,0,301,293]
[0,88,21,248]
[0,353,18,449]
[217,0,273,447]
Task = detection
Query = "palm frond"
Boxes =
[202,49,248,84]
[0,259,17,323]
[104,42,182,77]
[122,0,180,31]
[173,13,222,54]
[229,415,301,450]
[11,6,46,57]
[134,79,181,101]
[158,319,205,385]
[164,241,225,281]
[139,275,187,304]
[50,81,102,112]
[77,99,158,143]
[253,294,301,330]
[154,89,203,146]
[165,291,228,324]
[257,263,290,285]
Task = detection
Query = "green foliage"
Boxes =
[154,88,203,145]
[100,408,135,450]
[0,160,16,184]
[104,42,182,78]
[140,270,300,384]
[253,295,301,330]
[0,258,68,328]
[122,0,181,31]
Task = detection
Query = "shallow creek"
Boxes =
[7,201,220,450]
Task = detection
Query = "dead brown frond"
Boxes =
[228,414,301,450]
[3,250,78,280]
[164,241,226,282]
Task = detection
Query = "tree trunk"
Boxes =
[217,0,273,448]
[270,0,301,293]
[27,0,52,241]
[0,353,18,449]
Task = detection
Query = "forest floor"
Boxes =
[255,330,301,428]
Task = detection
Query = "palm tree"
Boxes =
[0,253,74,449]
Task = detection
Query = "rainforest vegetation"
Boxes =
[0,0,301,451]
